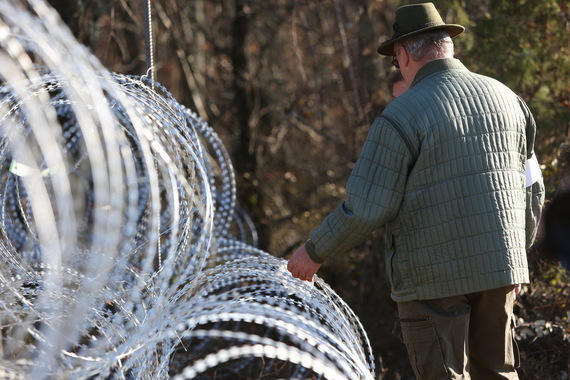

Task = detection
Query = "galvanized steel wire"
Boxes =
[0,1,375,379]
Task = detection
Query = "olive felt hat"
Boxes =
[376,2,465,56]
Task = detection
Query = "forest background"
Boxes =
[46,0,569,378]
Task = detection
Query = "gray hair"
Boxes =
[397,30,454,61]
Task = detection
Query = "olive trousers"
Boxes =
[396,285,519,380]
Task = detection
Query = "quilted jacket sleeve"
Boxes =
[520,97,545,248]
[305,116,416,263]
[526,179,544,248]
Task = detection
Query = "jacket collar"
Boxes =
[410,58,467,88]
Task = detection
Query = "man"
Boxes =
[287,3,544,379]
[389,69,408,98]
[541,189,570,269]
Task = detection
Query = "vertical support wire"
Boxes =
[143,0,160,263]
[143,0,155,85]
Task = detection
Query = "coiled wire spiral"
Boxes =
[0,1,375,379]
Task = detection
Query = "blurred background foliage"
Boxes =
[45,0,569,378]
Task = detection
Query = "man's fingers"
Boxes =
[292,269,311,282]
[287,244,321,282]
[289,268,304,280]
[288,268,313,282]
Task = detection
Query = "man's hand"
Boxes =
[287,244,322,281]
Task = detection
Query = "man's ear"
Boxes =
[397,45,410,68]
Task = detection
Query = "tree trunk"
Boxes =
[230,0,268,250]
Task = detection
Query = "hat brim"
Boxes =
[376,24,465,56]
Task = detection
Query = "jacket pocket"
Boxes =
[399,318,448,379]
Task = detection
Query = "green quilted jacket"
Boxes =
[306,58,545,302]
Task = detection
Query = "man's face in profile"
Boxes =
[392,79,408,98]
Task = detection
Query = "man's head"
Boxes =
[394,30,454,63]
[378,3,463,83]
[377,2,464,56]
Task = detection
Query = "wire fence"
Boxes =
[0,1,375,378]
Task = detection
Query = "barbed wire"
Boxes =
[0,1,375,379]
